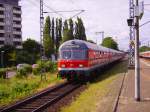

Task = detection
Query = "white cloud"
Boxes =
[20,0,150,50]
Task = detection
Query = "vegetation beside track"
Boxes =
[0,73,63,107]
[61,60,128,112]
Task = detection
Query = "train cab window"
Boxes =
[62,51,71,59]
[61,50,87,60]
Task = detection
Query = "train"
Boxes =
[140,51,150,59]
[58,39,124,81]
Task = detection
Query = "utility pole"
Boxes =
[135,0,140,101]
[40,0,46,81]
[95,31,104,44]
[129,0,135,68]
[40,0,44,59]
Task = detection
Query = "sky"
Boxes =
[20,0,150,50]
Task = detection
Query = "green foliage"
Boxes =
[33,60,57,75]
[0,45,16,67]
[11,82,39,93]
[16,64,32,78]
[74,17,86,40]
[0,74,62,106]
[139,46,150,52]
[51,18,55,44]
[101,37,118,50]
[23,38,40,54]
[68,18,74,39]
[43,16,54,58]
[0,68,7,79]
[62,20,70,42]
[0,86,10,99]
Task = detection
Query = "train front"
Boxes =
[58,40,89,80]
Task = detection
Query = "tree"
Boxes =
[55,18,60,52]
[68,18,74,39]
[62,20,70,42]
[101,37,118,50]
[0,45,16,67]
[23,38,40,54]
[51,18,55,44]
[22,38,41,64]
[139,46,150,52]
[74,17,86,40]
[43,16,54,58]
[58,18,62,42]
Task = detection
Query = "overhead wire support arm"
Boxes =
[43,10,85,13]
[140,21,150,27]
[71,10,85,19]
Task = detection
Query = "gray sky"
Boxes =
[20,0,150,50]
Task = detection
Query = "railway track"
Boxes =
[0,82,81,112]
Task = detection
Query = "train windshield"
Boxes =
[62,51,71,59]
[61,50,87,60]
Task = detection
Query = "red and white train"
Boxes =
[140,51,150,59]
[58,39,124,80]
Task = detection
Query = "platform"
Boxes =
[116,59,150,112]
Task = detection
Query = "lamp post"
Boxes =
[95,31,105,44]
[1,51,4,68]
[135,0,141,101]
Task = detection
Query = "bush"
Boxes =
[46,61,57,73]
[0,68,7,79]
[6,66,17,71]
[32,60,57,75]
[0,89,10,99]
[32,66,40,75]
[16,64,32,78]
[24,64,32,73]
[12,82,39,93]
[16,68,27,78]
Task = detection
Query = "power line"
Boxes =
[23,0,39,8]
[140,21,150,27]
[44,10,85,13]
[35,0,64,17]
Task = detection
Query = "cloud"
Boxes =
[20,0,150,50]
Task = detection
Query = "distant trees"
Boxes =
[74,17,86,40]
[0,45,16,67]
[43,16,87,57]
[139,46,150,52]
[43,16,54,58]
[101,37,118,50]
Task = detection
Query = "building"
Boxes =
[0,0,22,49]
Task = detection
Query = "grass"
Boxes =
[61,60,128,112]
[0,73,63,106]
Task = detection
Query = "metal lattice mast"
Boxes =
[129,0,135,66]
[40,0,44,59]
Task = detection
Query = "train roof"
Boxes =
[59,39,122,53]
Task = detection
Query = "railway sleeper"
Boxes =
[15,108,34,112]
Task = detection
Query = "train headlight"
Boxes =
[79,64,84,68]
[61,64,66,68]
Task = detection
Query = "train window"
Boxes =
[60,50,87,60]
[72,50,87,59]
[62,51,71,59]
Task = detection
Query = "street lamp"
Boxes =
[1,51,4,68]
[127,18,134,26]
[95,31,104,44]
